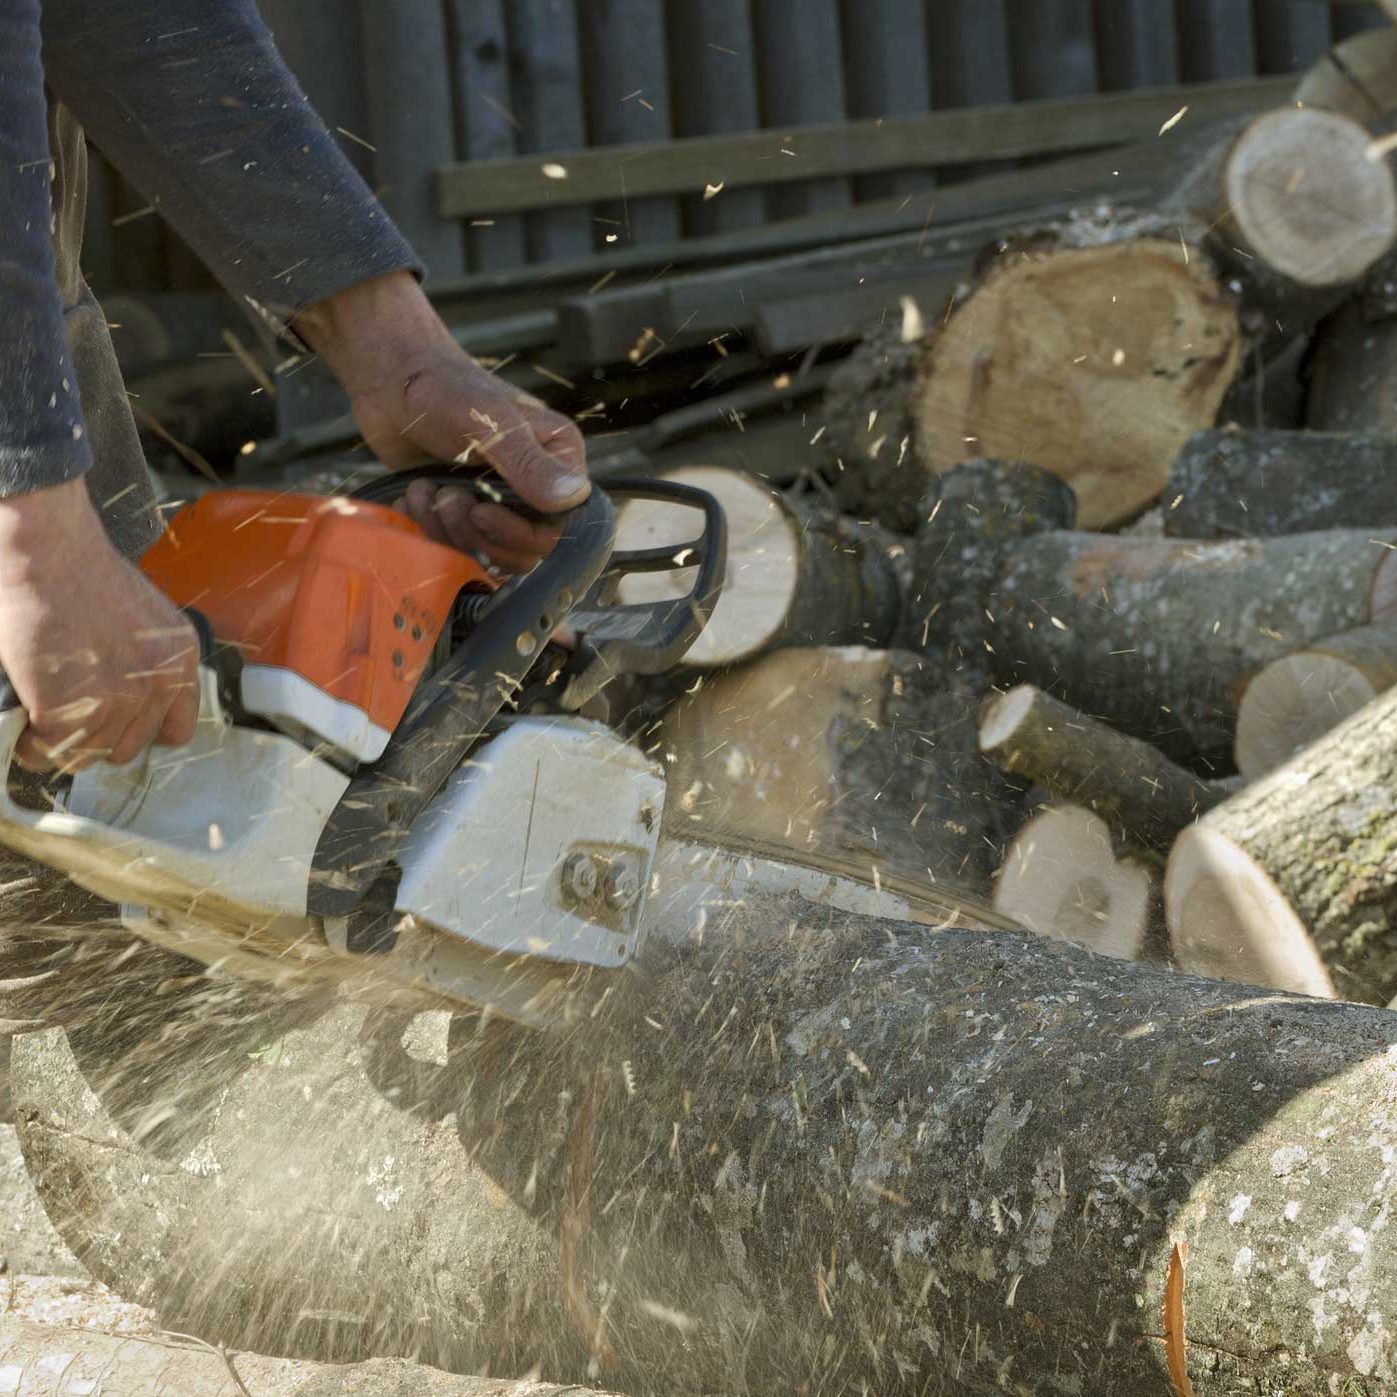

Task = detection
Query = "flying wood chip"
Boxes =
[1164,1240,1194,1397]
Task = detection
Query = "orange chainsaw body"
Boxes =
[141,491,493,761]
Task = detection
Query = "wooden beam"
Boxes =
[437,75,1295,218]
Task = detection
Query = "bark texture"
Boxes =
[16,915,1397,1394]
[988,528,1397,764]
[980,684,1228,854]
[1165,428,1397,538]
[657,646,1021,896]
[1171,681,1397,1006]
[901,459,1077,667]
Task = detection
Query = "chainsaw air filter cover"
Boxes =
[141,491,493,762]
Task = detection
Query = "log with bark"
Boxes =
[1163,427,1397,538]
[16,906,1397,1393]
[992,801,1158,960]
[612,464,906,669]
[987,527,1397,765]
[655,645,1021,896]
[1168,678,1397,1006]
[900,458,1076,667]
[979,684,1231,854]
[1235,618,1397,778]
[823,105,1397,533]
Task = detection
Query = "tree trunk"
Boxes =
[1168,680,1397,1006]
[656,646,1021,895]
[900,459,1076,668]
[612,465,905,668]
[1235,618,1397,777]
[992,802,1158,960]
[1305,298,1397,434]
[1164,427,1397,538]
[1294,24,1397,127]
[17,909,1397,1393]
[988,527,1397,765]
[979,684,1230,854]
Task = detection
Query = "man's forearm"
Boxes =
[40,0,422,338]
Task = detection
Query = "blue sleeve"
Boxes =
[41,0,425,339]
[0,0,91,494]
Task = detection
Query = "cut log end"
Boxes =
[978,682,1036,754]
[614,465,800,668]
[1165,825,1336,998]
[994,805,1151,961]
[915,238,1243,528]
[1225,107,1397,289]
[1235,649,1382,779]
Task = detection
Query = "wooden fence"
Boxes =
[82,0,1390,293]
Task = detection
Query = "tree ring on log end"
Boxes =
[1225,107,1397,288]
[614,464,799,668]
[1165,826,1336,997]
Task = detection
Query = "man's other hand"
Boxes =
[0,478,199,772]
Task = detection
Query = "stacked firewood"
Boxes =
[631,31,1397,1009]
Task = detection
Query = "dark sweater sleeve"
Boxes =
[0,0,91,495]
[41,0,424,338]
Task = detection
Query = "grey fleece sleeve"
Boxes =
[0,0,92,495]
[41,0,425,339]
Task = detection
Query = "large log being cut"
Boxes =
[822,103,1397,531]
[1168,680,1397,1006]
[987,527,1397,765]
[15,907,1397,1394]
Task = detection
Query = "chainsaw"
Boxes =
[0,471,979,1027]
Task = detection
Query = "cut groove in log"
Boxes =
[980,684,1229,853]
[989,527,1397,764]
[656,646,1021,895]
[613,465,903,668]
[993,804,1153,960]
[1164,427,1397,538]
[1235,619,1397,777]
[915,236,1243,529]
[1168,680,1397,1004]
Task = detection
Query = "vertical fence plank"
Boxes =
[358,0,465,279]
[839,0,935,200]
[258,1,373,179]
[1093,0,1180,90]
[751,0,852,219]
[576,0,682,246]
[1174,0,1258,80]
[665,0,766,235]
[507,0,594,262]
[447,0,529,272]
[1005,0,1099,100]
[1253,0,1332,75]
[927,0,1012,181]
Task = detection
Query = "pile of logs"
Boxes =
[617,34,1397,1011]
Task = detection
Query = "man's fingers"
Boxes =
[154,683,201,749]
[401,480,452,547]
[434,491,559,560]
[472,403,589,513]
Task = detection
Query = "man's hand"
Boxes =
[0,478,199,773]
[296,272,589,573]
